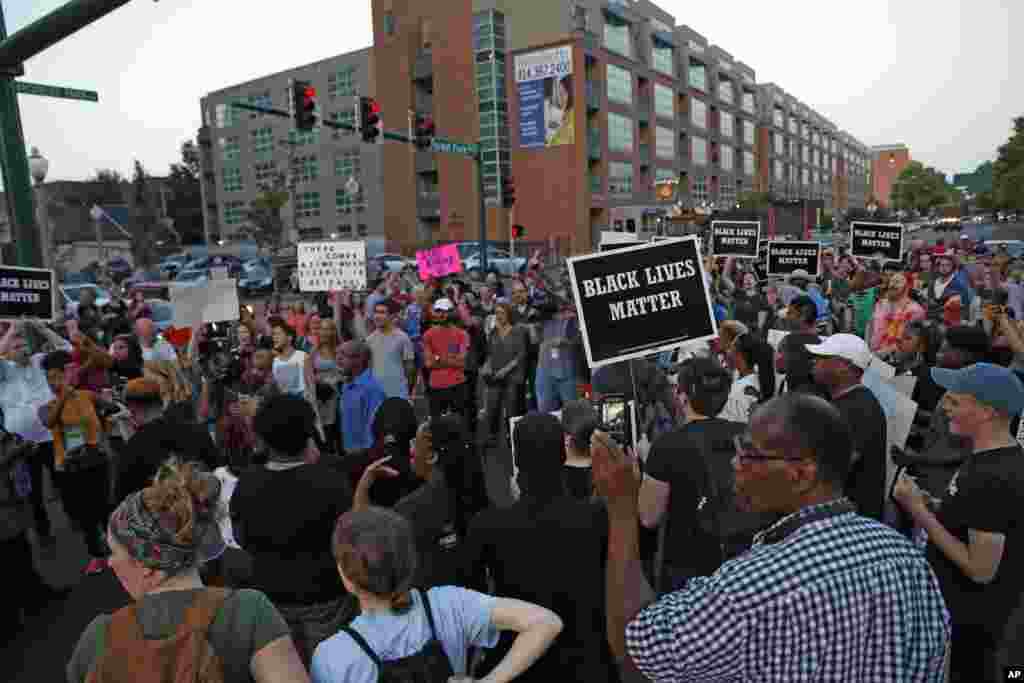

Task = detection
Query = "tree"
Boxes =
[130,160,159,268]
[737,191,773,210]
[244,164,290,251]
[994,116,1024,210]
[890,161,956,213]
[87,168,126,204]
[166,140,204,244]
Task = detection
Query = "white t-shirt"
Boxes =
[0,353,55,443]
[720,373,761,424]
[273,350,308,396]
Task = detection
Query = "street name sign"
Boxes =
[431,138,479,157]
[14,80,98,102]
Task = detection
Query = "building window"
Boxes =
[328,68,356,98]
[295,191,321,218]
[718,78,733,105]
[603,17,632,58]
[741,90,755,114]
[254,161,278,184]
[608,112,634,153]
[687,60,706,92]
[693,176,708,203]
[802,168,810,185]
[358,224,369,237]
[655,168,676,184]
[328,109,356,133]
[247,91,272,118]
[222,166,243,192]
[774,160,784,181]
[223,200,246,226]
[720,144,734,171]
[743,150,755,177]
[773,133,783,156]
[220,136,240,162]
[743,120,755,146]
[652,45,673,76]
[251,127,273,156]
[719,181,736,206]
[802,146,809,164]
[295,155,319,183]
[773,107,784,128]
[608,161,633,196]
[655,126,674,159]
[336,188,365,212]
[654,83,674,120]
[384,11,395,35]
[335,150,361,178]
[288,129,319,147]
[337,224,353,236]
[607,64,632,105]
[690,98,707,129]
[719,110,734,139]
[692,136,708,166]
[590,172,603,194]
[789,117,798,135]
[215,101,243,128]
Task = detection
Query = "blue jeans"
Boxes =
[535,364,577,413]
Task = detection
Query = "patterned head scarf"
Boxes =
[109,475,225,574]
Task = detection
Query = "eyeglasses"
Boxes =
[733,434,810,465]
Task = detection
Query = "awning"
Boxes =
[602,4,632,24]
[652,30,676,47]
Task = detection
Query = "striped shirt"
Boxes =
[626,501,950,682]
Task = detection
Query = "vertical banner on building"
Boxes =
[567,237,718,369]
[515,45,574,149]
[850,222,904,262]
[297,241,367,292]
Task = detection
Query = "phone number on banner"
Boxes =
[516,60,570,83]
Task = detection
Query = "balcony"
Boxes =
[415,149,437,174]
[588,129,601,161]
[586,80,601,112]
[413,50,433,81]
[417,191,441,219]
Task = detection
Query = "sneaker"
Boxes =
[84,558,108,576]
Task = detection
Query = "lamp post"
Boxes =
[89,204,105,270]
[27,147,51,268]
[345,176,361,238]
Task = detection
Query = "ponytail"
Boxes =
[736,334,776,404]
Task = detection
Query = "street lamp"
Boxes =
[28,147,49,184]
[28,148,52,268]
[89,204,107,269]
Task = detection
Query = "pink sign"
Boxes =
[416,244,463,280]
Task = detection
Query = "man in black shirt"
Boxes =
[806,334,888,523]
[894,362,1024,681]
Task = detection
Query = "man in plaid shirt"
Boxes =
[591,392,950,682]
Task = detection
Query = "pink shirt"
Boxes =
[423,326,469,389]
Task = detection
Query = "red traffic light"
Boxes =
[369,99,381,115]
[304,86,316,98]
[512,224,525,239]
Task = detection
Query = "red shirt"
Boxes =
[423,325,469,389]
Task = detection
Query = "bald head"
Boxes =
[338,339,371,377]
[134,317,155,344]
[751,393,853,490]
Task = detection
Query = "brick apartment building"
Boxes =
[871,143,911,208]
[199,0,873,253]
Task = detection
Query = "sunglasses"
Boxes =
[733,433,810,465]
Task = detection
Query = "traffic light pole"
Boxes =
[477,155,487,274]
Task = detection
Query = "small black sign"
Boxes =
[766,241,821,277]
[850,221,904,262]
[568,237,718,368]
[711,220,761,259]
[0,266,55,321]
[599,241,645,252]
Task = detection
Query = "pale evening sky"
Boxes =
[10,0,1021,182]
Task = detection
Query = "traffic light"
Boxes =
[359,96,382,143]
[290,80,317,132]
[412,113,435,149]
[511,224,525,239]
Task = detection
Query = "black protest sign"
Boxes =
[766,241,821,277]
[600,241,645,252]
[850,221,904,262]
[0,266,55,321]
[568,237,717,369]
[711,220,760,258]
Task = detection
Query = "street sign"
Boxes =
[431,137,479,157]
[14,80,98,102]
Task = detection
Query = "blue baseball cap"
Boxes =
[931,363,1024,416]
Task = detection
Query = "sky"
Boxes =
[10,0,1022,183]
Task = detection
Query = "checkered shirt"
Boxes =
[626,501,951,682]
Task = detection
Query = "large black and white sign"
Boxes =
[766,241,821,277]
[568,237,718,369]
[0,266,55,321]
[711,220,760,258]
[298,241,367,292]
[850,221,904,262]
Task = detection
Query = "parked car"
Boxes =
[463,247,527,276]
[243,257,272,273]
[159,254,190,278]
[186,254,243,277]
[62,271,96,285]
[174,269,209,285]
[128,281,172,302]
[239,267,274,296]
[123,268,162,290]
[60,284,113,316]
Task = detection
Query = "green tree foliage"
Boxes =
[167,140,204,245]
[130,160,159,268]
[994,116,1024,209]
[87,168,126,204]
[241,163,290,251]
[737,191,773,210]
[890,161,958,212]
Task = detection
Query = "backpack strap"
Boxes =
[183,587,233,632]
[342,626,383,668]
[420,589,439,641]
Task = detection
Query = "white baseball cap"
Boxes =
[433,298,455,312]
[805,334,872,370]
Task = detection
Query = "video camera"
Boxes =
[198,333,245,385]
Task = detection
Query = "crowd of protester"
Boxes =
[0,235,1022,681]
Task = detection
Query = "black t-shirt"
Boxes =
[464,497,617,683]
[230,463,352,605]
[115,417,220,503]
[644,419,746,571]
[732,292,769,332]
[927,445,1024,636]
[564,464,593,500]
[832,385,888,522]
